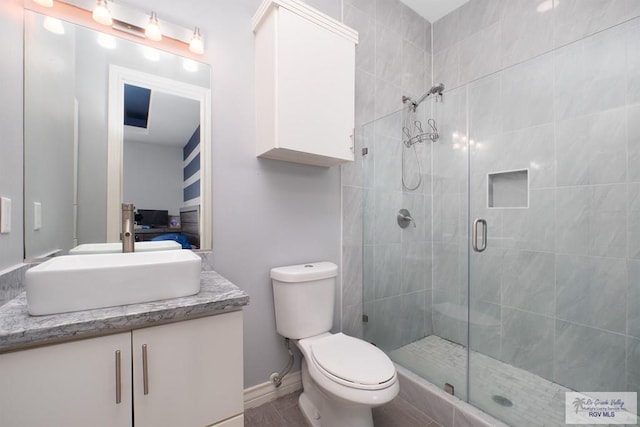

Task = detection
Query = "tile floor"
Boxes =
[244,390,441,427]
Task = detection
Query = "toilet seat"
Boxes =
[309,333,396,391]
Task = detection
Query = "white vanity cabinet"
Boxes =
[253,0,358,167]
[133,312,244,427]
[0,311,243,427]
[0,332,133,427]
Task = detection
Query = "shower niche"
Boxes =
[487,169,529,208]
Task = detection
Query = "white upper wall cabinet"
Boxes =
[253,0,358,167]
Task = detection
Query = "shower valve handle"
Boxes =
[397,209,416,229]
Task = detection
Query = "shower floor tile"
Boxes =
[390,335,572,427]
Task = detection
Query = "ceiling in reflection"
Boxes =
[123,90,200,147]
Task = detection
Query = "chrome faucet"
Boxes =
[122,203,135,253]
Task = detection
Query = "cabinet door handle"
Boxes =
[142,344,149,395]
[115,350,122,404]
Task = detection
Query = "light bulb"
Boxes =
[142,46,160,61]
[92,0,113,26]
[97,33,116,49]
[183,58,198,72]
[536,0,558,13]
[189,27,204,55]
[43,16,64,34]
[145,12,162,41]
[33,0,54,7]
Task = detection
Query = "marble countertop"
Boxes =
[0,270,249,352]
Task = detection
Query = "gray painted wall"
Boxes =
[0,0,24,270]
[123,141,183,216]
[122,0,344,388]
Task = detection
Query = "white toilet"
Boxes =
[271,262,399,427]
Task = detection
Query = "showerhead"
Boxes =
[403,83,445,112]
[429,83,445,96]
[414,83,445,107]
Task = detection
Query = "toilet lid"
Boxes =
[310,333,395,386]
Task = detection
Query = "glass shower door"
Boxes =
[467,18,638,425]
[466,67,556,424]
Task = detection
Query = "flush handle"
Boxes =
[472,218,487,252]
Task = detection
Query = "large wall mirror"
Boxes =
[24,10,212,259]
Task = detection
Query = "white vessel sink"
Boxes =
[26,250,202,316]
[69,241,182,255]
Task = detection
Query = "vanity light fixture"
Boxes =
[92,0,113,26]
[145,12,162,41]
[33,0,54,7]
[33,0,205,55]
[189,27,204,55]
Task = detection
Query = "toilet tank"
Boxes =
[271,262,337,339]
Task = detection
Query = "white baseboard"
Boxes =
[244,370,302,410]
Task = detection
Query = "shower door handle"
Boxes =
[472,219,487,252]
